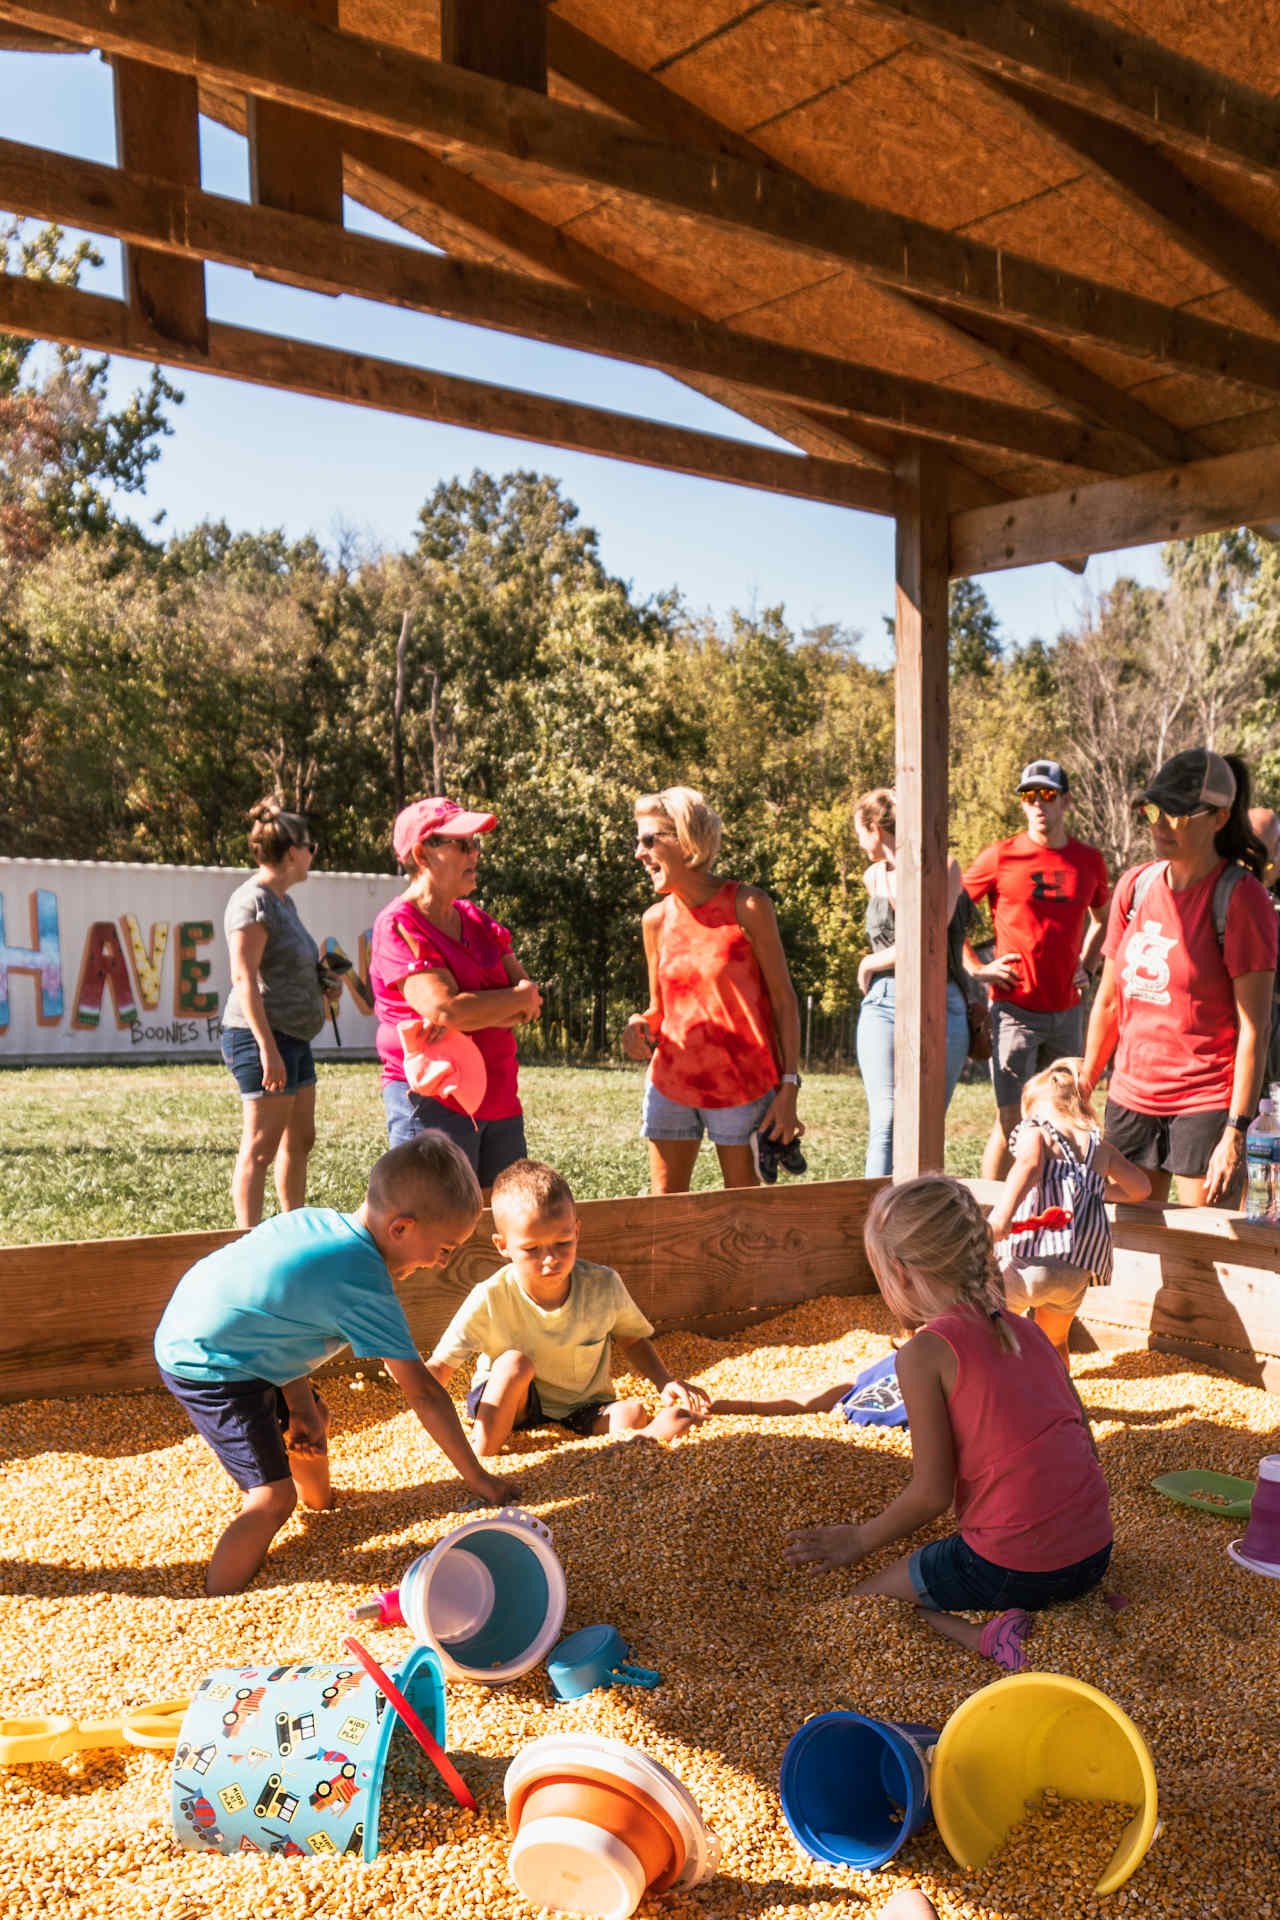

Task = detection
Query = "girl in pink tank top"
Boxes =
[785,1176,1111,1674]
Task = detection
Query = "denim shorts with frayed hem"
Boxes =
[908,1532,1112,1612]
[381,1081,526,1185]
[221,1024,317,1098]
[639,1077,775,1146]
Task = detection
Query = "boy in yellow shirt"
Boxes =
[428,1160,709,1453]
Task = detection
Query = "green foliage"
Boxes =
[1,221,180,557]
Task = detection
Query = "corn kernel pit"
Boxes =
[3,1293,1278,1920]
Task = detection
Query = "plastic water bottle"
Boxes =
[1245,1100,1278,1222]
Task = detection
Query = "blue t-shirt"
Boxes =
[154,1208,420,1385]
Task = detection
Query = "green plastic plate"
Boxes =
[1151,1470,1255,1520]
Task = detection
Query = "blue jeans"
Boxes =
[856,975,969,1177]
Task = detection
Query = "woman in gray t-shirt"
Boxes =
[221,799,334,1226]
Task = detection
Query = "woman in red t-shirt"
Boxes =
[370,797,541,1192]
[1082,750,1276,1206]
[621,785,803,1193]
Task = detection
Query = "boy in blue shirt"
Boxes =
[155,1132,515,1594]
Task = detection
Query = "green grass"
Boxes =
[0,1061,994,1245]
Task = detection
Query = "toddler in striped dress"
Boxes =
[987,1058,1150,1367]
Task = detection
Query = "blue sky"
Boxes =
[1,47,1168,663]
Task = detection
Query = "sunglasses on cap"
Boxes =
[1018,786,1062,804]
[1135,800,1213,827]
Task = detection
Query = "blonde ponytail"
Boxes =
[864,1175,1018,1353]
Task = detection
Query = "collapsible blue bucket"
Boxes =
[780,1711,938,1870]
[397,1508,567,1685]
[170,1644,445,1862]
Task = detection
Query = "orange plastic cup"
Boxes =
[509,1765,688,1893]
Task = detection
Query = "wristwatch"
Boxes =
[1227,1113,1252,1132]
[781,1073,802,1088]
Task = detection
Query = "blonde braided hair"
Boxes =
[864,1175,1018,1353]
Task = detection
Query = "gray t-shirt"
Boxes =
[222,880,325,1041]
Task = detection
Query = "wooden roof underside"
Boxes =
[3,0,1280,567]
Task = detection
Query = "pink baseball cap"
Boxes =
[393,796,497,865]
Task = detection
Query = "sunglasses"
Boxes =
[1135,801,1212,827]
[636,829,676,850]
[426,833,481,852]
[1018,787,1062,804]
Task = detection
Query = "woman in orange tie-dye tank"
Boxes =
[621,787,803,1193]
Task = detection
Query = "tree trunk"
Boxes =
[391,608,410,810]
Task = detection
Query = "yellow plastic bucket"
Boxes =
[930,1673,1158,1895]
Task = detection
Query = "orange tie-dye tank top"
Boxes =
[651,882,781,1108]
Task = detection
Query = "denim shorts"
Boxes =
[990,1001,1084,1111]
[640,1077,775,1146]
[159,1366,293,1491]
[221,1025,317,1099]
[465,1376,616,1438]
[382,1081,526,1186]
[908,1532,1112,1612]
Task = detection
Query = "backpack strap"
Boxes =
[1126,859,1242,957]
[1211,863,1244,949]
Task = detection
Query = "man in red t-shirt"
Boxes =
[963,760,1110,1179]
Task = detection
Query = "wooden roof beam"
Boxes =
[0,135,1147,473]
[111,58,207,352]
[338,125,895,470]
[248,0,343,227]
[444,0,546,94]
[841,0,1280,194]
[951,441,1280,576]
[0,268,900,513]
[11,0,1280,400]
[978,73,1280,333]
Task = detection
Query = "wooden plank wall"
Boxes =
[0,1178,884,1405]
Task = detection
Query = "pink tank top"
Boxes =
[651,882,780,1108]
[928,1307,1112,1572]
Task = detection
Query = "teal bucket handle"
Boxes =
[609,1659,661,1689]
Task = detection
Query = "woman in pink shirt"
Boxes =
[370,797,542,1194]
[784,1175,1111,1674]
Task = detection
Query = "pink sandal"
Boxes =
[980,1608,1032,1672]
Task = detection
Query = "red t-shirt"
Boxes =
[963,833,1110,1012]
[1102,860,1277,1115]
[369,895,520,1120]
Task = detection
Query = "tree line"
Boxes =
[6,222,1280,1050]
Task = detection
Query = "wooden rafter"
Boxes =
[111,58,207,351]
[841,0,1280,193]
[0,269,900,514]
[978,74,1280,332]
[541,18,1160,553]
[9,0,1280,401]
[950,441,1280,576]
[0,135,1148,474]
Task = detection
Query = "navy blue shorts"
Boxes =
[382,1081,526,1185]
[159,1366,295,1491]
[908,1533,1112,1612]
[464,1376,616,1439]
[221,1025,317,1099]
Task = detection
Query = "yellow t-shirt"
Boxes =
[429,1258,655,1421]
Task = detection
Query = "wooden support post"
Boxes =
[111,59,207,351]
[893,446,951,1179]
[248,0,343,224]
[442,0,547,93]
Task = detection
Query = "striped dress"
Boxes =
[998,1119,1113,1285]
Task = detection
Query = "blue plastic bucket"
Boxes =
[780,1711,938,1870]
[170,1644,445,1862]
[398,1508,567,1685]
